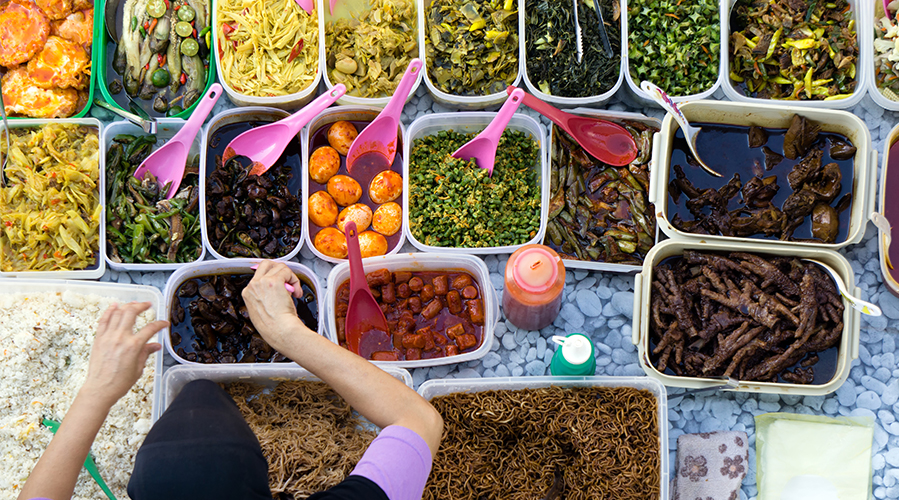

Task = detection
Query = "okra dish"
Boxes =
[408,129,541,248]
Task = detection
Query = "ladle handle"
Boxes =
[507,85,575,134]
[175,83,222,145]
[381,59,422,121]
[344,221,366,293]
[294,0,314,14]
[282,84,347,135]
[844,292,883,317]
[479,88,525,144]
[640,81,695,134]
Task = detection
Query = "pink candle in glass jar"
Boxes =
[502,244,565,331]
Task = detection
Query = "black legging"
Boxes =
[127,379,272,500]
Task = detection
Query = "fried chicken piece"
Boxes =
[26,35,89,89]
[1,66,78,117]
[50,7,92,47]
[0,0,51,67]
[72,0,91,10]
[34,0,74,20]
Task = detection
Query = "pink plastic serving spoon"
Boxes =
[223,84,347,177]
[506,85,638,167]
[133,83,222,199]
[343,221,391,359]
[329,0,338,15]
[346,58,422,174]
[295,0,313,14]
[451,88,525,176]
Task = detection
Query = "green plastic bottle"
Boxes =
[549,333,596,376]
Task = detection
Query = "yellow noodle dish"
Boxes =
[0,123,101,272]
[217,0,319,97]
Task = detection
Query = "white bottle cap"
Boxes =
[551,334,592,365]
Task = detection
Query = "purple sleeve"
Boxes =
[350,425,433,500]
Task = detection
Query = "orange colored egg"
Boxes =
[369,170,403,204]
[327,174,362,206]
[308,190,339,227]
[371,202,402,236]
[337,203,373,233]
[358,230,388,258]
[309,146,341,184]
[327,120,358,156]
[314,227,348,259]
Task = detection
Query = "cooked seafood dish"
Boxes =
[108,0,210,116]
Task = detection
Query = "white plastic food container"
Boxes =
[302,107,407,263]
[866,0,899,110]
[0,279,166,421]
[418,375,669,500]
[158,364,412,421]
[632,239,861,396]
[0,118,106,280]
[200,107,305,261]
[876,122,899,297]
[649,100,875,250]
[322,0,423,107]
[163,259,324,366]
[622,0,726,106]
[722,0,870,109]
[102,119,206,272]
[212,0,323,109]
[419,0,524,109]
[520,0,623,108]
[324,253,498,369]
[403,112,548,255]
[547,108,660,273]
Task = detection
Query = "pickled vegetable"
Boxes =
[874,2,899,101]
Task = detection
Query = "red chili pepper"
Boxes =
[145,62,150,70]
[4,221,12,227]
[143,20,150,30]
[164,0,169,7]
[222,22,235,37]
[180,72,187,85]
[192,28,197,37]
[174,4,180,9]
[287,38,304,62]
[157,53,164,65]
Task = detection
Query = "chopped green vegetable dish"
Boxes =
[409,130,541,248]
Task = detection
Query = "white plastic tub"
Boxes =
[403,112,548,255]
[102,119,206,272]
[163,259,324,366]
[0,279,166,421]
[877,123,899,297]
[419,0,524,109]
[632,239,861,396]
[866,0,899,110]
[212,0,322,109]
[302,107,407,263]
[158,364,412,421]
[547,108,660,272]
[418,376,669,500]
[622,0,726,106]
[649,100,875,250]
[722,0,870,109]
[0,118,106,280]
[324,253,498,369]
[520,0,623,108]
[322,0,423,107]
[200,107,305,261]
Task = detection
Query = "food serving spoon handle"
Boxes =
[41,418,118,500]
[451,88,525,176]
[803,258,882,316]
[294,0,313,14]
[640,80,722,178]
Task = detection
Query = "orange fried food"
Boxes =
[0,0,51,67]
[1,66,78,118]
[27,35,89,89]
[50,7,92,47]
[34,0,73,20]
[72,0,91,10]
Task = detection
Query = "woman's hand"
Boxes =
[81,302,168,408]
[242,261,309,351]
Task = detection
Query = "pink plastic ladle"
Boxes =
[294,0,313,14]
[451,88,525,176]
[346,58,422,173]
[343,221,391,359]
[133,83,222,199]
[223,84,346,177]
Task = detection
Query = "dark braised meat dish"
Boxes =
[170,273,318,363]
[649,251,844,384]
[669,115,854,243]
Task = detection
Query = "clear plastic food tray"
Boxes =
[722,0,870,109]
[158,364,412,422]
[649,100,875,250]
[865,0,899,110]
[101,119,207,271]
[212,0,323,109]
[162,259,325,366]
[0,279,166,421]
[547,108,661,272]
[520,0,623,108]
[321,0,423,107]
[418,375,669,500]
[876,122,899,296]
[622,0,726,106]
[302,107,407,263]
[0,118,106,280]
[632,239,861,395]
[403,112,549,255]
[419,0,524,109]
[200,107,305,261]
[324,253,498,369]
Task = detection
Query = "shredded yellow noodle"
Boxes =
[218,0,319,97]
[0,124,100,272]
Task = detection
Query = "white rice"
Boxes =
[0,291,156,499]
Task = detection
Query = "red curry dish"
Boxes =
[335,269,485,361]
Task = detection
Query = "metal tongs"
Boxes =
[667,376,739,400]
[584,0,614,58]
[94,99,157,134]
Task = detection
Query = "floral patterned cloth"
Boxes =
[673,431,749,500]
